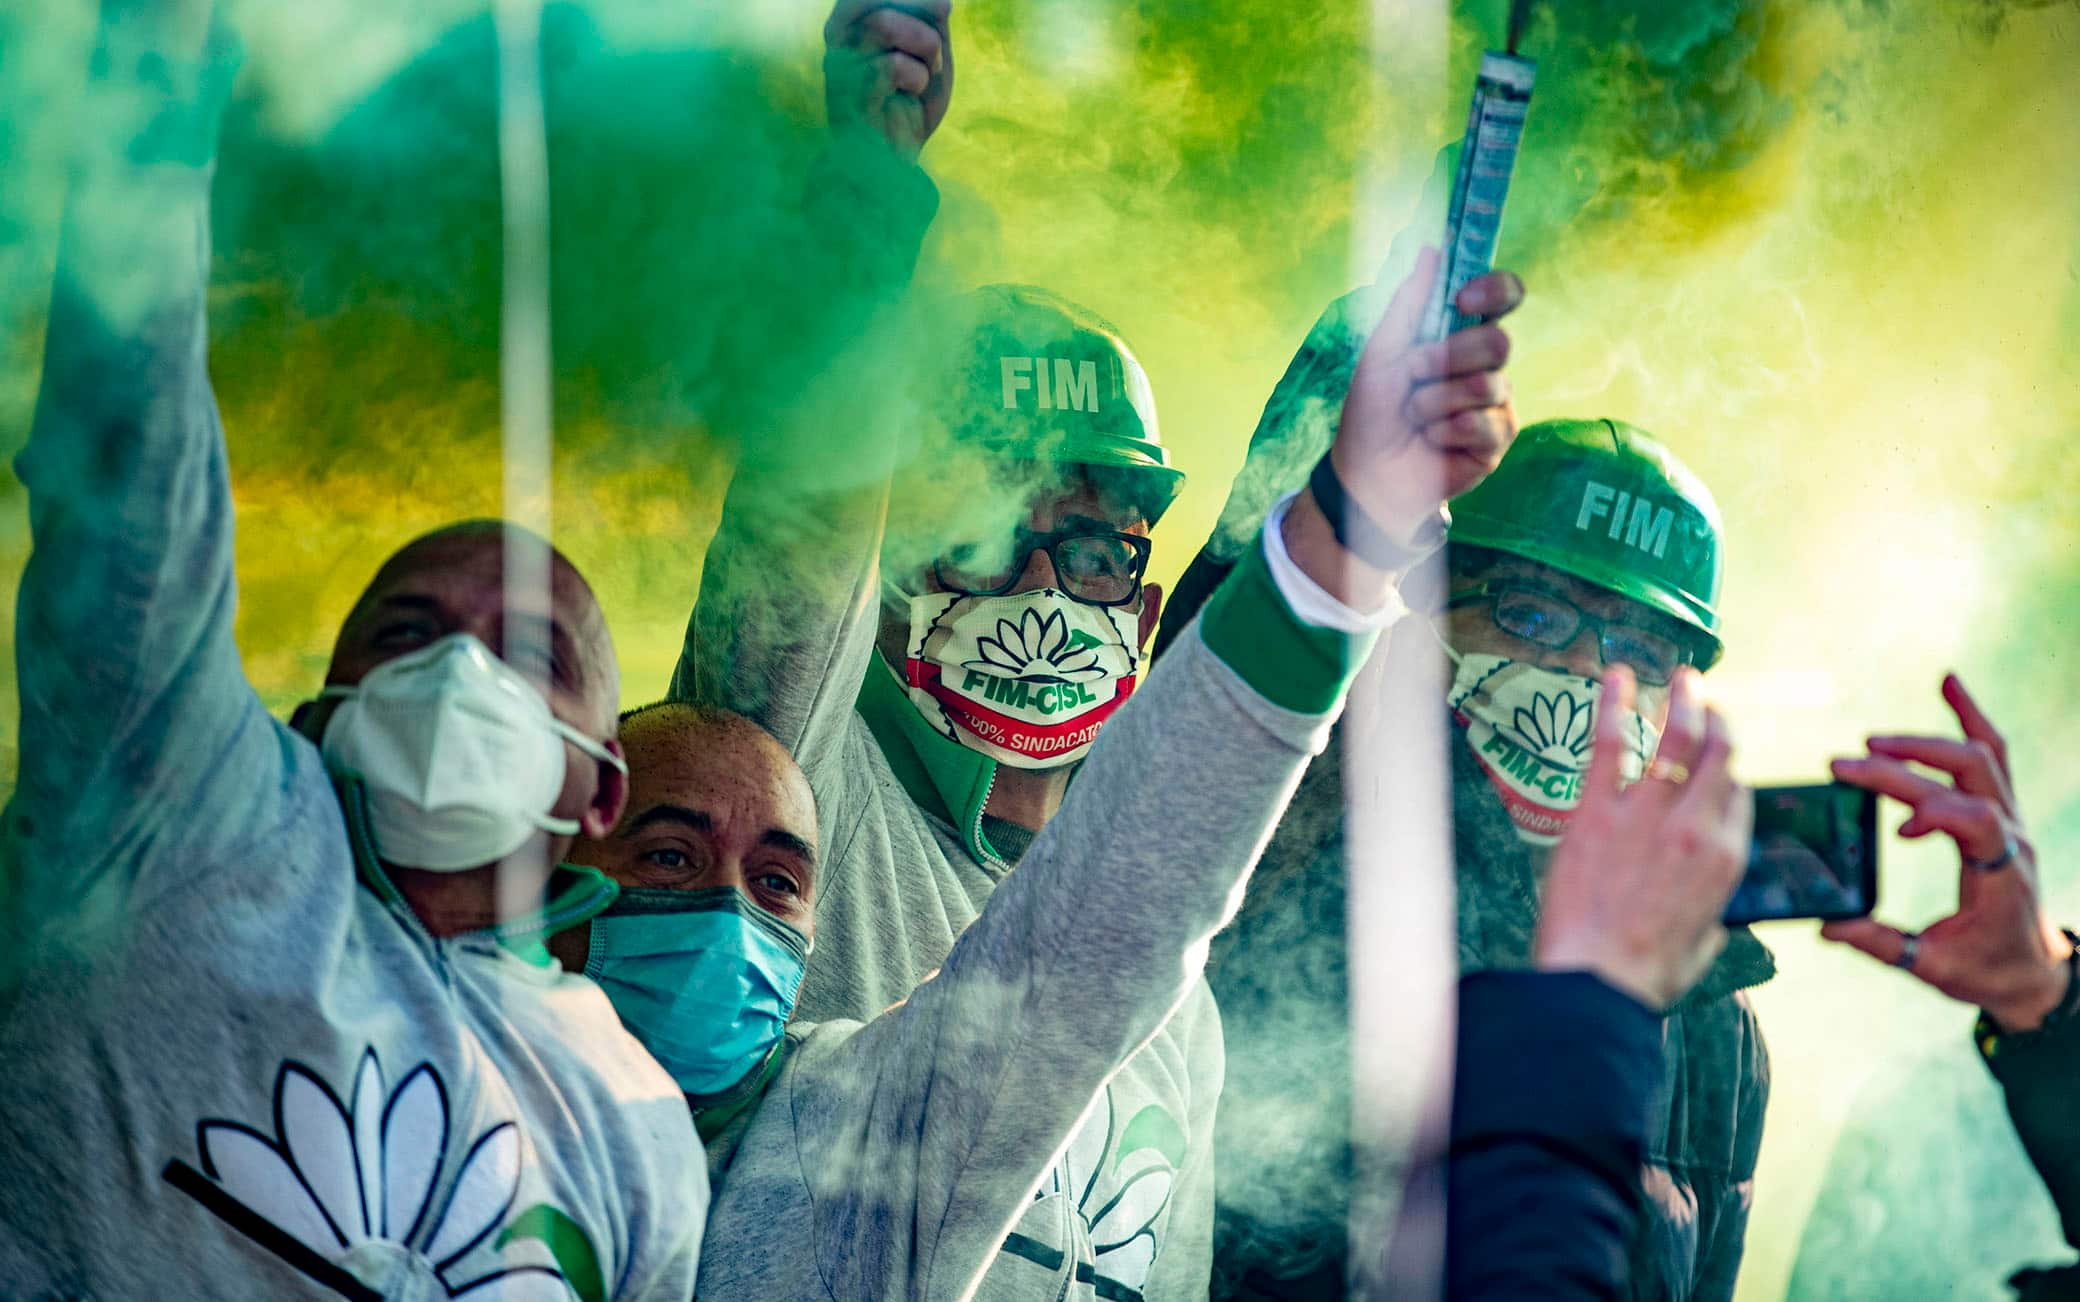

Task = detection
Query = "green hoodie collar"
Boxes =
[333,775,620,967]
[855,651,1008,871]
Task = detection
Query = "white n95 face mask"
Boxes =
[319,634,626,871]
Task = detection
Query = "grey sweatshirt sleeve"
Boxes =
[669,464,891,776]
[4,24,282,929]
[744,536,1383,1302]
[665,144,938,779]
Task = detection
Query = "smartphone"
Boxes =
[1722,782,1879,926]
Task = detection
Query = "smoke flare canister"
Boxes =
[1418,52,1536,343]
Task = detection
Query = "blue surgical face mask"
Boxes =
[584,887,811,1098]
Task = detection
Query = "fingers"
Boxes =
[1371,246,1442,358]
[1820,917,1918,967]
[1430,408,1517,495]
[1674,702,1738,831]
[1453,269,1526,321]
[827,0,950,47]
[1404,370,1510,427]
[1404,322,1512,385]
[862,7,945,68]
[853,8,943,95]
[1579,667,1637,806]
[1942,672,2012,784]
[827,4,946,97]
[1831,753,1950,808]
[1864,734,2015,809]
[1722,764,1755,858]
[1894,789,2010,862]
[1649,667,1707,796]
[825,0,881,43]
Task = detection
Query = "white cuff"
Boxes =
[1261,492,1406,634]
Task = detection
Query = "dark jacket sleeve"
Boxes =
[1680,988,1771,1302]
[1447,971,1662,1301]
[1983,1002,2080,1258]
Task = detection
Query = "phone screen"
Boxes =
[1723,783,1879,926]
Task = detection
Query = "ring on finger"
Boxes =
[1646,758,1692,785]
[1965,833,2019,873]
[1894,931,1921,972]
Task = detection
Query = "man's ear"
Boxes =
[580,740,630,841]
[1137,581,1164,650]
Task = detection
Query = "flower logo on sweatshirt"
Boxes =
[164,1050,602,1301]
[966,606,1110,682]
[1033,1089,1186,1295]
[1510,688,1596,769]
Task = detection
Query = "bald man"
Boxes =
[563,582,1383,1302]
[0,8,701,1296]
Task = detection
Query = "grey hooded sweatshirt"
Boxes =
[695,528,1379,1301]
[0,36,704,1299]
[674,449,1365,1297]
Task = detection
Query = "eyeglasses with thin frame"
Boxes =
[1445,580,1693,686]
[934,525,1152,607]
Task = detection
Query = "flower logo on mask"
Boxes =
[966,604,1108,682]
[1511,688,1596,769]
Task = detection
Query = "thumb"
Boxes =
[1367,245,1442,362]
[1579,667,1637,807]
[1820,917,1915,967]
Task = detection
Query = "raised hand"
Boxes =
[1331,247,1524,545]
[1535,667,1752,1010]
[824,0,954,158]
[1822,673,2070,1031]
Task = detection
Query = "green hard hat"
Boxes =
[942,284,1184,524]
[1448,418,1727,667]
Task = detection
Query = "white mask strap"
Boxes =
[1421,610,1466,668]
[532,810,583,837]
[554,720,629,775]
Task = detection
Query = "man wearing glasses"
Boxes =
[1166,414,1773,1300]
[677,282,1216,1299]
[676,220,1533,1301]
[1440,427,1773,1298]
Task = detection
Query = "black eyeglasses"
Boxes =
[934,525,1151,607]
[1446,581,1692,686]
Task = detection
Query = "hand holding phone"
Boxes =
[1819,674,2069,1031]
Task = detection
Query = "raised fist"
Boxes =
[824,1,953,158]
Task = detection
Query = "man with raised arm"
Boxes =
[0,5,702,1296]
[671,12,1528,1284]
[1160,330,1774,1297]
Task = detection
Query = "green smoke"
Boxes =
[1,4,2077,1300]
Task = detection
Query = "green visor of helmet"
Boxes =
[1446,418,1728,670]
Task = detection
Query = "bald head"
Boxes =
[329,519,618,734]
[568,702,819,936]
